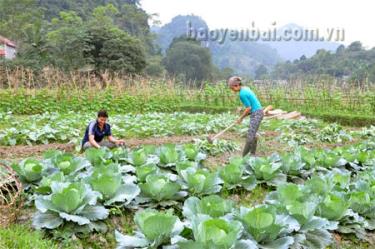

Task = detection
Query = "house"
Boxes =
[0,36,16,59]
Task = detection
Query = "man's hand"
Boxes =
[237,107,251,125]
[115,139,125,146]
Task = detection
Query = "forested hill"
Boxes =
[37,0,151,44]
[38,0,140,19]
[0,0,158,75]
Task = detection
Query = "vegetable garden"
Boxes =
[0,82,375,249]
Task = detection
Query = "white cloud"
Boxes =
[141,0,375,48]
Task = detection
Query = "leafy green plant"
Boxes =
[249,155,285,185]
[317,192,350,221]
[158,144,180,167]
[115,209,184,249]
[129,148,149,167]
[219,157,257,191]
[33,182,109,232]
[183,144,199,161]
[139,174,184,202]
[12,159,45,183]
[51,153,88,175]
[183,195,234,219]
[194,138,239,156]
[179,168,223,196]
[136,164,159,182]
[238,205,296,248]
[88,164,140,206]
[179,216,247,249]
[35,172,65,195]
[85,148,112,166]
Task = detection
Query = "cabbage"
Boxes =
[89,164,122,199]
[179,216,245,249]
[136,164,159,182]
[219,157,257,191]
[115,209,183,248]
[183,195,234,219]
[139,174,181,201]
[240,206,284,242]
[12,158,44,183]
[89,164,140,206]
[159,145,179,166]
[183,144,199,161]
[131,149,148,167]
[35,172,65,194]
[53,153,81,175]
[317,192,350,220]
[51,182,85,213]
[180,168,222,196]
[33,182,109,231]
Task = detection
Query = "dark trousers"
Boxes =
[243,109,264,156]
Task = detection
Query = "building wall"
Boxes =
[5,45,16,59]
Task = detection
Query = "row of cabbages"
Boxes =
[2,110,374,146]
[0,112,238,146]
[11,138,375,249]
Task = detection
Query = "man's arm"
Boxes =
[237,107,251,124]
[89,135,101,148]
[108,135,125,145]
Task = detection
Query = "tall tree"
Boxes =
[163,37,213,82]
[85,4,146,74]
[46,11,91,70]
[0,0,43,41]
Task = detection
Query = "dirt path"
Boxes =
[0,133,243,160]
[0,143,75,160]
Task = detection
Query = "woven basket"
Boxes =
[0,163,23,228]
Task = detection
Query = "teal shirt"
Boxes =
[239,87,262,112]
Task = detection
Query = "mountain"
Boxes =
[264,23,341,61]
[154,15,209,53]
[209,40,282,76]
[153,15,282,76]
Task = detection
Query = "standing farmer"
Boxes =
[228,76,264,156]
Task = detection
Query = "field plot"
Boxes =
[1,111,374,249]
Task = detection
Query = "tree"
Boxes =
[163,38,213,82]
[336,44,345,55]
[0,0,43,41]
[85,4,146,74]
[46,11,91,70]
[15,20,50,70]
[255,65,268,79]
[212,66,234,81]
[144,55,165,77]
[348,41,363,52]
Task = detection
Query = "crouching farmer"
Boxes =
[81,110,125,150]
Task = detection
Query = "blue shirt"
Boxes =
[239,87,262,112]
[82,120,112,145]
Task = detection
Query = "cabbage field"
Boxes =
[1,111,375,249]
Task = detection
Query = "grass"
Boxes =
[0,224,73,249]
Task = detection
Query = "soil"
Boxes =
[0,143,75,160]
[0,133,243,160]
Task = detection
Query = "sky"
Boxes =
[141,0,375,48]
